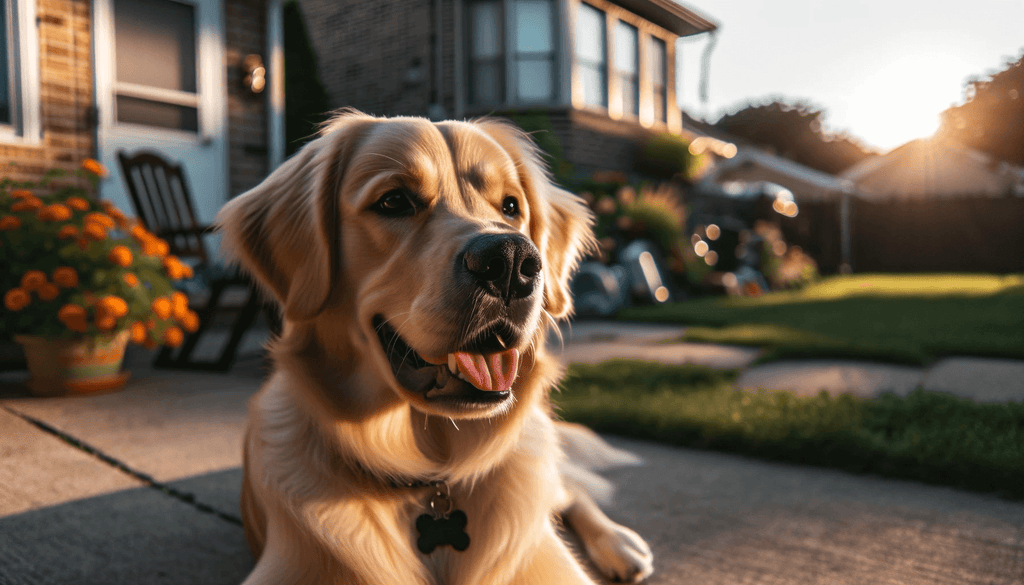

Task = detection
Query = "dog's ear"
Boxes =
[216,112,372,321]
[473,119,597,321]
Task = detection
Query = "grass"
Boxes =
[622,274,1024,365]
[555,360,1024,500]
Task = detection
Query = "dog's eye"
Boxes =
[372,189,416,217]
[501,196,520,219]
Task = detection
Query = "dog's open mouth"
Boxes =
[373,316,520,405]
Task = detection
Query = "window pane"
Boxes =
[471,61,501,104]
[615,22,637,76]
[580,64,605,108]
[471,1,501,59]
[115,0,196,93]
[517,59,552,102]
[621,78,638,117]
[653,88,665,123]
[575,3,604,64]
[648,36,666,86]
[117,95,198,131]
[1,6,10,124]
[513,0,551,53]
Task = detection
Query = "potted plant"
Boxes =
[1,160,197,396]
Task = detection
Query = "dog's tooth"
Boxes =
[448,353,458,374]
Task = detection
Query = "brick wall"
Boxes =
[0,0,93,184]
[565,108,652,176]
[297,0,433,117]
[225,0,270,196]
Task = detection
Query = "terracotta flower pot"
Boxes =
[14,331,131,397]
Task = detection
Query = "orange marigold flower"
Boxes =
[171,292,189,320]
[108,245,133,267]
[130,321,148,344]
[0,216,21,230]
[83,223,108,241]
[122,272,140,287]
[106,207,129,227]
[96,315,118,331]
[163,326,184,347]
[38,204,72,222]
[130,225,150,240]
[4,288,31,311]
[37,283,60,301]
[11,189,33,199]
[151,297,172,320]
[57,225,79,239]
[20,270,47,291]
[84,212,115,228]
[58,304,88,332]
[66,196,91,211]
[163,256,186,279]
[179,310,200,333]
[98,295,129,318]
[144,238,170,258]
[76,237,91,251]
[82,158,108,177]
[11,198,42,212]
[52,267,79,288]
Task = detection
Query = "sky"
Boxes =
[674,0,1024,152]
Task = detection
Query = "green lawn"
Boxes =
[621,274,1024,365]
[555,360,1024,500]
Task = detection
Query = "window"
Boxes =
[649,36,667,123]
[113,0,199,132]
[614,21,637,117]
[468,1,503,106]
[511,0,554,102]
[575,3,605,108]
[1,3,11,126]
[1,0,40,142]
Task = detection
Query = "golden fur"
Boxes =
[216,111,653,585]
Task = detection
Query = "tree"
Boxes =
[938,53,1024,166]
[714,100,874,175]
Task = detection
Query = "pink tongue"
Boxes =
[454,348,520,392]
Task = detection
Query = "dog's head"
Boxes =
[217,111,594,419]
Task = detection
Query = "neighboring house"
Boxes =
[706,147,854,202]
[1,0,286,229]
[297,0,716,176]
[840,137,1024,200]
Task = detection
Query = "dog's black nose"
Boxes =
[461,233,542,301]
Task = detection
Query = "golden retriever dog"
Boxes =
[216,110,653,585]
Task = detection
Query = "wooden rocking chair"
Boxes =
[117,150,277,372]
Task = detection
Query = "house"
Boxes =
[839,136,1024,200]
[1,0,286,228]
[296,0,717,177]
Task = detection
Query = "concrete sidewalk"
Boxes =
[2,321,1023,584]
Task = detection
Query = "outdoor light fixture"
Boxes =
[242,54,266,94]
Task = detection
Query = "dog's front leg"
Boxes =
[507,523,599,585]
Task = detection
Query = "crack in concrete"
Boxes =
[2,404,243,527]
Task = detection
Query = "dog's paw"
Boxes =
[584,524,654,583]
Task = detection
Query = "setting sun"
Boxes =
[830,52,971,151]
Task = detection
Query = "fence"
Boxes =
[780,196,1024,274]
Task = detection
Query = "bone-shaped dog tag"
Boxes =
[416,510,470,554]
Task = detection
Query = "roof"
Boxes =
[705,147,851,201]
[839,137,1024,200]
[612,0,718,36]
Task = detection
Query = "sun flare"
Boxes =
[845,52,970,151]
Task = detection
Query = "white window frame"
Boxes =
[1,0,41,144]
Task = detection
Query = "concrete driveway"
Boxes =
[2,322,1023,584]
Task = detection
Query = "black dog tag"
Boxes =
[416,510,470,554]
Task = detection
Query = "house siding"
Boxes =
[225,0,271,196]
[0,0,93,184]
